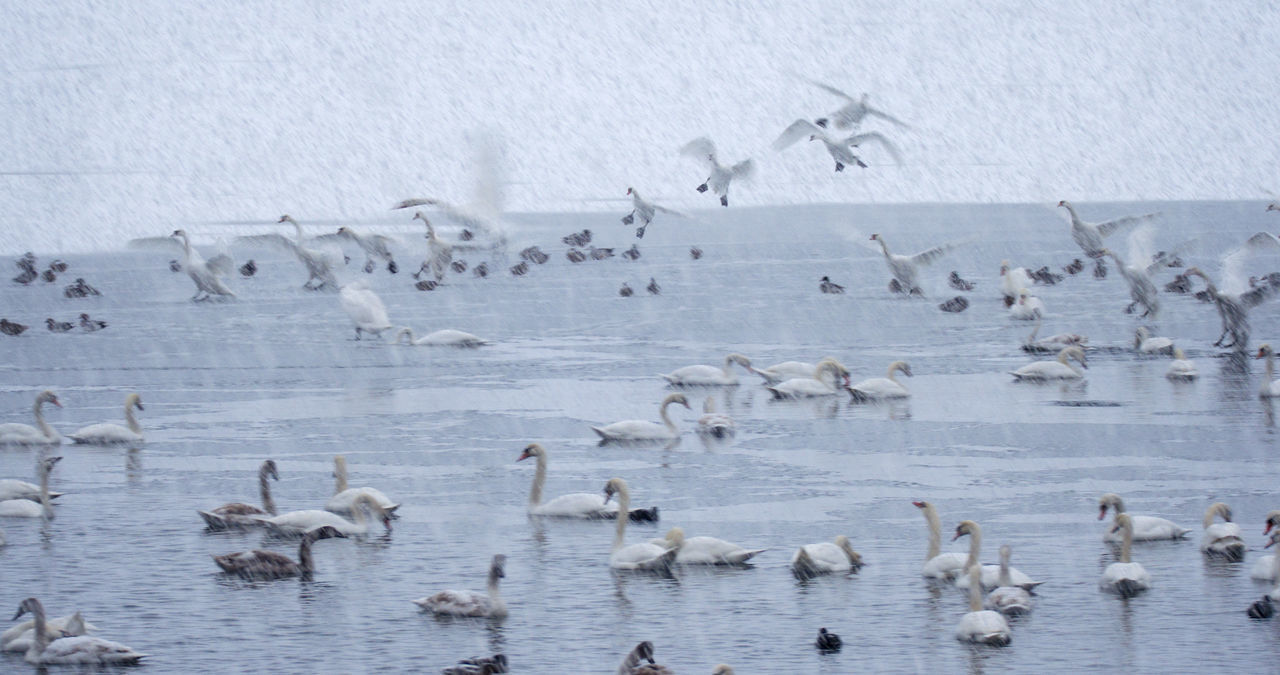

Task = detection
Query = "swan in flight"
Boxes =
[1097,492,1190,541]
[518,443,658,520]
[198,459,278,529]
[983,545,1033,615]
[952,520,1043,591]
[0,390,62,445]
[1022,315,1087,353]
[1185,267,1280,351]
[1200,502,1245,560]
[0,456,60,518]
[318,226,398,274]
[679,137,754,207]
[805,80,910,131]
[767,358,851,398]
[411,212,454,282]
[413,554,508,618]
[68,393,143,445]
[131,230,236,300]
[661,353,754,386]
[868,234,955,295]
[393,327,488,347]
[1011,346,1086,381]
[791,535,862,577]
[1258,345,1280,398]
[214,525,347,579]
[1100,248,1160,318]
[1166,348,1198,380]
[1100,514,1151,597]
[603,478,678,571]
[753,360,820,385]
[12,598,145,665]
[338,281,393,340]
[696,396,735,439]
[651,526,766,565]
[955,564,1012,646]
[1057,200,1157,259]
[258,493,392,537]
[848,361,912,401]
[1008,289,1044,320]
[236,216,340,291]
[590,393,691,442]
[623,188,686,239]
[999,261,1033,307]
[1133,326,1174,355]
[325,455,400,518]
[913,501,967,581]
[772,119,902,171]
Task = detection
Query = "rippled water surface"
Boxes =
[3,201,1280,673]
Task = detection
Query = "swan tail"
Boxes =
[792,548,819,579]
[660,374,678,385]
[734,548,768,563]
[627,507,660,523]
[765,387,787,400]
[847,388,871,403]
[198,510,230,530]
[657,546,679,569]
[590,426,609,439]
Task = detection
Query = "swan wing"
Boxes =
[956,610,1011,643]
[807,79,856,103]
[234,232,302,255]
[793,542,851,572]
[414,590,490,616]
[863,105,911,129]
[729,158,756,181]
[907,242,957,267]
[1239,274,1280,309]
[769,377,837,398]
[611,542,675,569]
[679,536,765,564]
[532,492,614,518]
[263,509,352,533]
[679,137,719,168]
[326,487,398,514]
[68,423,141,444]
[664,364,731,385]
[1095,212,1158,238]
[923,552,967,579]
[592,420,673,440]
[845,131,903,164]
[850,377,908,399]
[205,253,235,277]
[35,635,145,664]
[772,119,824,152]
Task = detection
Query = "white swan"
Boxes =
[953,520,1043,591]
[197,459,279,529]
[1097,493,1190,541]
[791,535,862,576]
[806,80,910,131]
[12,598,145,665]
[772,118,902,172]
[1057,200,1157,259]
[913,500,967,580]
[323,226,397,273]
[1186,267,1280,351]
[1200,502,1245,560]
[661,353,753,386]
[955,564,1011,646]
[213,525,347,579]
[696,396,735,439]
[0,390,63,445]
[393,326,488,347]
[1100,513,1152,596]
[679,137,754,207]
[1010,346,1087,381]
[0,456,59,518]
[339,281,393,340]
[623,188,686,239]
[1259,344,1280,397]
[325,455,400,517]
[1000,261,1032,306]
[1101,248,1160,318]
[1252,511,1280,580]
[68,393,144,445]
[591,393,691,442]
[518,443,657,520]
[413,211,454,282]
[868,233,954,294]
[1008,289,1044,320]
[983,545,1033,615]
[848,360,912,401]
[1134,326,1174,355]
[2,610,97,653]
[1022,314,1087,353]
[752,360,819,385]
[131,229,235,300]
[651,526,766,565]
[413,554,508,618]
[1166,348,1198,381]
[767,358,851,399]
[236,215,340,291]
[0,468,64,503]
[603,478,677,571]
[258,493,391,537]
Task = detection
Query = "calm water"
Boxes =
[2,201,1280,673]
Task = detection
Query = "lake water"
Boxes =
[2,200,1280,673]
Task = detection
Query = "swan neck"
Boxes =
[334,458,348,494]
[27,601,49,655]
[1120,523,1133,563]
[259,467,276,515]
[395,327,414,344]
[965,526,981,571]
[998,549,1012,587]
[923,506,941,561]
[34,399,55,441]
[659,400,678,432]
[967,565,983,612]
[529,452,546,508]
[487,568,502,599]
[876,237,890,258]
[612,485,631,552]
[1267,351,1275,384]
[1028,315,1041,342]
[298,534,316,573]
[38,463,51,517]
[125,402,141,434]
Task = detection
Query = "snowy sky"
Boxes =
[2,0,1278,252]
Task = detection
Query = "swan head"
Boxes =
[952,520,979,541]
[633,641,656,663]
[1206,502,1233,524]
[304,525,347,542]
[661,393,692,411]
[712,666,735,675]
[1264,510,1280,534]
[834,535,861,565]
[489,553,507,579]
[1098,493,1124,519]
[890,361,913,378]
[353,493,392,531]
[1185,266,1209,282]
[661,527,686,548]
[517,443,545,462]
[1000,260,1010,274]
[626,187,634,195]
[1172,348,1186,361]
[726,353,753,370]
[911,500,931,510]
[12,597,43,621]
[40,456,62,475]
[276,215,295,224]
[998,544,1011,561]
[412,211,429,224]
[35,390,62,408]
[332,454,346,477]
[1267,531,1280,549]
[170,229,188,239]
[870,233,880,242]
[602,477,627,504]
[1058,346,1087,368]
[262,459,279,481]
[1057,200,1070,209]
[126,393,143,412]
[1258,344,1274,359]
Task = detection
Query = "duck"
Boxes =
[68,393,144,444]
[622,244,641,261]
[847,360,912,402]
[413,554,507,618]
[589,246,615,261]
[197,459,280,529]
[62,278,100,297]
[518,443,658,521]
[913,501,968,581]
[1022,314,1088,353]
[338,281,393,340]
[868,233,956,295]
[1100,248,1160,318]
[952,520,1043,591]
[690,246,703,260]
[696,396,735,439]
[1166,348,1198,381]
[590,393,690,442]
[510,261,529,276]
[1100,513,1152,597]
[0,319,28,336]
[451,260,468,274]
[1064,258,1085,275]
[814,627,842,651]
[949,271,975,291]
[661,353,753,386]
[414,279,438,291]
[646,277,661,295]
[1199,502,1245,560]
[1057,200,1157,259]
[214,525,347,579]
[623,188,685,239]
[1258,344,1280,397]
[238,259,257,277]
[679,137,754,207]
[235,216,340,290]
[772,118,903,171]
[1097,493,1190,541]
[325,455,400,518]
[791,535,862,577]
[442,654,508,675]
[45,318,74,332]
[566,249,586,263]
[0,456,60,518]
[0,390,63,445]
[392,326,488,347]
[999,261,1032,306]
[78,313,107,331]
[767,358,851,398]
[603,478,677,571]
[1185,266,1280,351]
[562,229,591,247]
[472,262,489,277]
[1008,289,1044,320]
[938,296,969,313]
[955,564,1012,646]
[652,526,765,565]
[619,283,634,297]
[819,276,845,294]
[1010,346,1087,381]
[1134,326,1175,355]
[11,598,145,665]
[983,545,1033,615]
[258,493,392,537]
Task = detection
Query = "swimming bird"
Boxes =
[451,260,468,273]
[806,80,910,131]
[413,554,508,618]
[197,459,279,530]
[690,246,703,260]
[415,280,438,291]
[0,456,60,518]
[566,249,586,263]
[78,313,107,331]
[773,118,903,171]
[1166,348,1198,381]
[661,353,753,386]
[338,281,393,340]
[1021,315,1087,354]
[589,246,615,261]
[1258,344,1280,398]
[393,327,488,347]
[679,137,754,207]
[443,654,509,675]
[510,262,529,276]
[1185,266,1280,351]
[1057,200,1157,259]
[753,360,821,385]
[325,455,400,518]
[603,478,677,571]
[622,244,641,261]
[1064,258,1085,275]
[819,276,844,294]
[938,296,969,312]
[1,609,95,653]
[235,216,340,291]
[0,319,28,336]
[646,278,660,295]
[591,393,691,442]
[652,526,766,565]
[983,545,1033,615]
[1097,493,1190,541]
[68,393,143,444]
[413,212,454,282]
[767,358,851,398]
[1200,502,1245,560]
[1134,326,1174,355]
[472,262,488,277]
[214,525,347,579]
[519,443,657,521]
[616,641,672,674]
[1100,513,1151,597]
[955,564,1012,646]
[11,598,145,665]
[1008,289,1044,320]
[696,396,735,439]
[258,493,392,537]
[913,501,967,581]
[623,188,686,239]
[815,627,842,651]
[791,535,862,577]
[620,283,634,297]
[168,259,182,273]
[0,390,62,445]
[847,361,912,401]
[62,278,100,298]
[952,520,1043,591]
[1010,346,1087,381]
[868,233,955,295]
